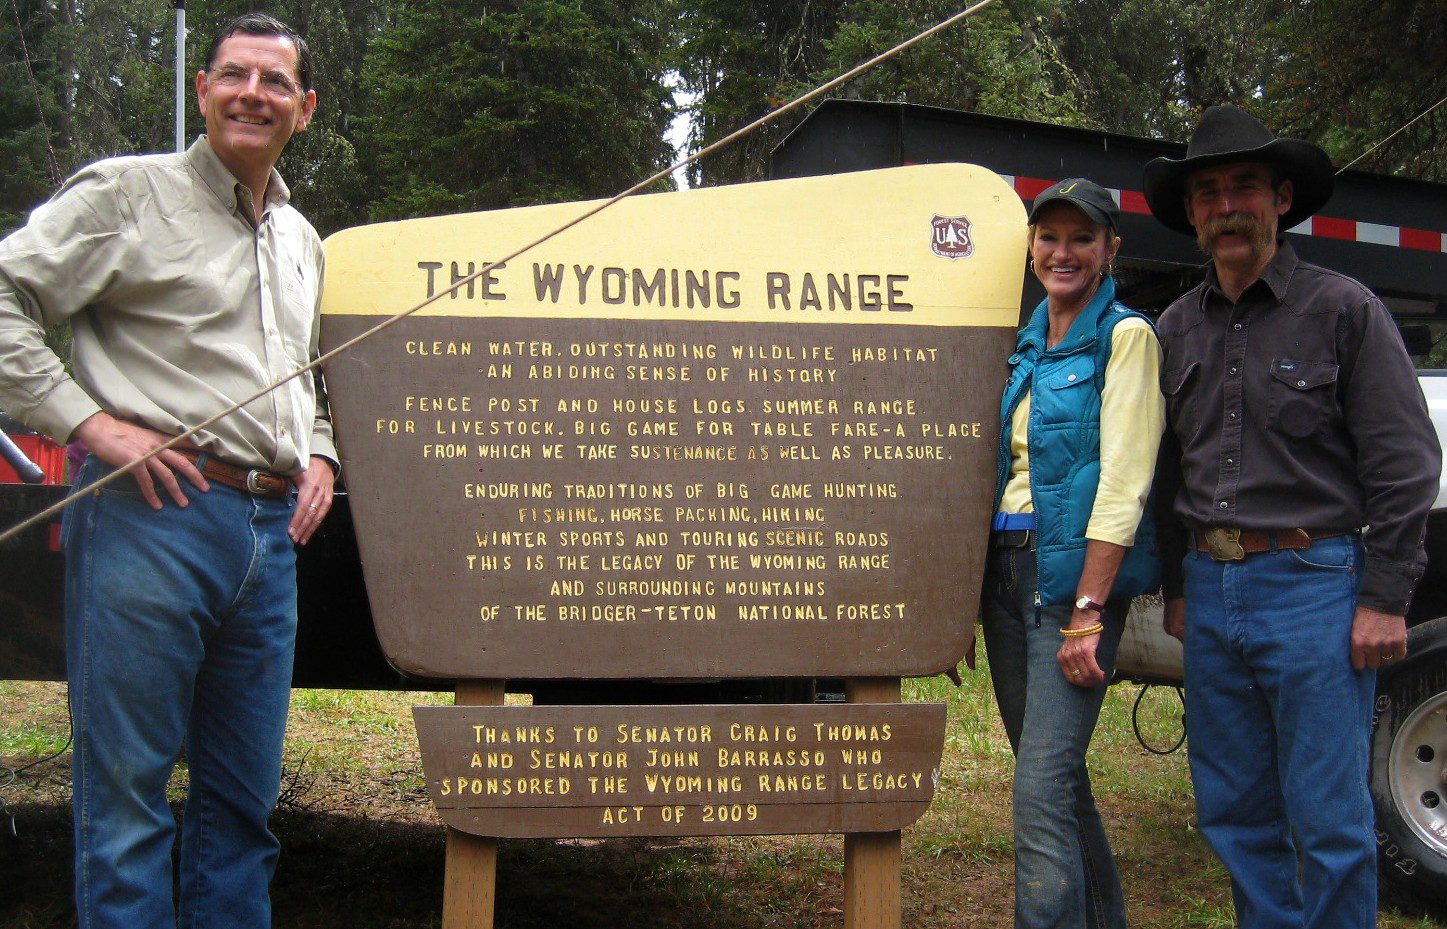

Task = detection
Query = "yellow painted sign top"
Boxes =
[322,163,1026,328]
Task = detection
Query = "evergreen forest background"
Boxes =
[0,0,1442,239]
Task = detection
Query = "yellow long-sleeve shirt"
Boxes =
[998,317,1164,546]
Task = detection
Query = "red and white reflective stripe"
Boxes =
[1285,215,1447,253]
[1001,174,1447,253]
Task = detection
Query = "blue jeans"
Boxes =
[980,545,1128,929]
[63,456,298,929]
[1182,535,1376,929]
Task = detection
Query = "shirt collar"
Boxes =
[1202,239,1297,305]
[187,136,291,218]
[1260,240,1296,300]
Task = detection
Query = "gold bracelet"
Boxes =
[1061,622,1105,638]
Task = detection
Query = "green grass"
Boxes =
[0,683,70,761]
[1,658,1442,928]
[0,720,70,762]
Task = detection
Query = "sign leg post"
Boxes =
[844,677,902,929]
[443,679,506,929]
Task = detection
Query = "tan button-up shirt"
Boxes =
[0,136,335,475]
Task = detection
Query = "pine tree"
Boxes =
[357,0,676,221]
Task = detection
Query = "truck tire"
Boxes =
[1370,616,1447,911]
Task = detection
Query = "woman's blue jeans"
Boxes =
[63,456,297,929]
[1182,536,1376,929]
[980,544,1128,929]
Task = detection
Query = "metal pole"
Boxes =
[174,0,186,153]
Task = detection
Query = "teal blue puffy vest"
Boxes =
[994,276,1162,606]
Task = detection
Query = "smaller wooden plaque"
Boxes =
[414,703,946,838]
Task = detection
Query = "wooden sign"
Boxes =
[320,164,1025,681]
[414,703,946,838]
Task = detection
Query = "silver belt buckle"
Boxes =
[245,469,270,495]
[1205,527,1245,562]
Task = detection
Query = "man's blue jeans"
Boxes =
[63,456,297,929]
[1182,535,1376,929]
[980,545,1128,929]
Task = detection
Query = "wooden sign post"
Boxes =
[320,164,1026,927]
[845,677,903,929]
[443,680,503,929]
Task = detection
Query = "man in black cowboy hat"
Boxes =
[1145,104,1440,928]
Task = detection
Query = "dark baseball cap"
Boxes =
[1028,178,1120,229]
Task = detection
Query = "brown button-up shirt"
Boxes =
[0,137,334,475]
[1155,242,1440,615]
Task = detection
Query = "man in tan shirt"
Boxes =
[0,14,333,928]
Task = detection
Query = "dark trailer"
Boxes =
[769,99,1447,627]
[770,99,1447,322]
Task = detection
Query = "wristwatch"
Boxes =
[1074,595,1106,614]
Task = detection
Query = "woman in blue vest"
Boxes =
[981,178,1164,929]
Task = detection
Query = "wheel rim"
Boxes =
[1388,687,1447,857]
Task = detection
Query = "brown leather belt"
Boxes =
[1192,527,1355,562]
[174,448,289,499]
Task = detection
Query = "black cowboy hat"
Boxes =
[1144,105,1335,236]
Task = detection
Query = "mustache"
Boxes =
[1196,213,1275,256]
[1200,214,1267,241]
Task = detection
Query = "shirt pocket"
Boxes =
[280,257,320,362]
[1162,361,1200,442]
[1041,356,1095,412]
[1268,359,1339,439]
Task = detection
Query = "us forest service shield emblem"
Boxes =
[930,215,973,259]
